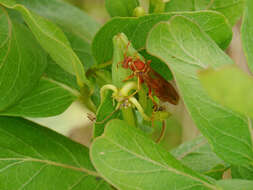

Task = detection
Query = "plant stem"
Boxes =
[138,87,147,110]
[121,107,137,127]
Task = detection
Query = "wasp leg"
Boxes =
[148,87,159,111]
[123,73,135,82]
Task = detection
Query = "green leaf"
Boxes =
[231,165,253,180]
[91,119,218,190]
[44,57,80,91]
[140,49,173,81]
[241,0,253,72]
[105,0,139,17]
[18,0,100,42]
[171,136,228,180]
[7,1,97,72]
[0,78,77,117]
[199,65,253,119]
[165,0,245,26]
[0,9,47,111]
[44,30,96,92]
[146,16,253,167]
[65,31,96,71]
[0,0,89,88]
[20,0,99,77]
[92,11,232,64]
[94,92,120,138]
[216,179,253,190]
[0,116,112,190]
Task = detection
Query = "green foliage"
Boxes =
[231,165,253,180]
[199,65,253,118]
[0,10,47,111]
[0,78,77,117]
[93,92,120,138]
[165,0,245,26]
[216,179,253,190]
[93,11,232,64]
[0,117,111,190]
[91,119,217,190]
[146,16,253,167]
[0,0,89,87]
[0,0,252,189]
[171,136,228,180]
[44,57,80,91]
[241,0,253,72]
[105,0,139,17]
[19,0,100,41]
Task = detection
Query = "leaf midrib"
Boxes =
[0,157,100,177]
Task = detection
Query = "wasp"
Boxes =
[120,42,180,108]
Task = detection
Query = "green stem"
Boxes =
[80,85,96,112]
[138,87,148,110]
[129,97,151,121]
[121,107,137,127]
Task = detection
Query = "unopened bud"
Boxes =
[133,6,146,17]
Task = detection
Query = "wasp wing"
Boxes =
[143,69,179,105]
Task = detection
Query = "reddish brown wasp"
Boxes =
[120,42,180,108]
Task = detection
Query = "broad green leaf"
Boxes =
[171,136,228,179]
[18,0,100,42]
[146,16,253,167]
[19,0,99,72]
[65,31,96,71]
[165,0,245,26]
[0,116,112,190]
[241,0,253,72]
[91,119,218,190]
[44,31,96,92]
[0,9,47,111]
[216,179,253,190]
[199,65,253,119]
[105,0,139,17]
[140,49,173,81]
[92,11,232,64]
[44,57,80,91]
[6,3,97,72]
[94,92,120,138]
[7,9,96,90]
[0,0,89,88]
[231,165,253,179]
[0,78,77,117]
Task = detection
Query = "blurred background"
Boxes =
[32,0,247,151]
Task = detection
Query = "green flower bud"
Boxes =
[133,6,146,17]
[112,33,144,88]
